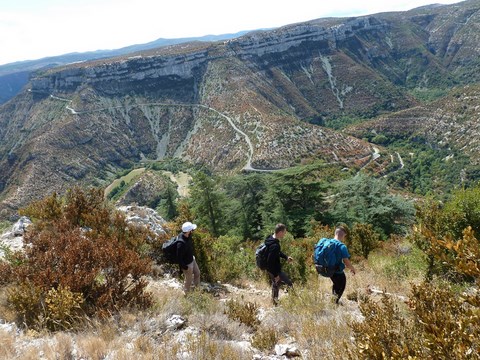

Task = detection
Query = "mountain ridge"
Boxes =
[1,0,479,218]
[0,31,252,105]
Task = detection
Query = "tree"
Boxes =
[260,170,326,238]
[157,182,178,220]
[224,174,266,240]
[189,171,226,237]
[328,174,415,238]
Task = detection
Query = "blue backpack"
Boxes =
[313,238,340,277]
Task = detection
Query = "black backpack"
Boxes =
[162,236,184,263]
[255,243,269,270]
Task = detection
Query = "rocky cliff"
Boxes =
[0,0,479,217]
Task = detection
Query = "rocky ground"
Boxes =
[0,207,364,359]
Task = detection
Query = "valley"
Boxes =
[0,2,479,358]
[1,0,479,219]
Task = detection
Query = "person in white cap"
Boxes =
[177,221,200,293]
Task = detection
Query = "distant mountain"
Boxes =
[0,0,479,218]
[0,32,251,105]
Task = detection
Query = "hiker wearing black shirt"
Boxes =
[177,221,200,293]
[265,223,293,305]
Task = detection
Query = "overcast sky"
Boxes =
[0,0,463,66]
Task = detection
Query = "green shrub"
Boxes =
[347,294,416,359]
[0,220,11,233]
[348,220,480,359]
[280,235,311,285]
[43,285,84,331]
[211,235,254,282]
[414,185,480,280]
[383,255,411,280]
[349,223,380,259]
[181,290,219,316]
[7,283,44,328]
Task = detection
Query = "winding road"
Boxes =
[48,94,380,173]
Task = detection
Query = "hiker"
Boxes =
[316,225,356,304]
[265,223,293,305]
[177,221,200,293]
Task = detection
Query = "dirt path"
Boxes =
[163,171,191,197]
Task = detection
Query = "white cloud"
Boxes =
[0,0,463,65]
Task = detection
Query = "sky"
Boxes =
[0,0,463,66]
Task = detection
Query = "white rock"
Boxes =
[12,216,32,236]
[166,315,187,330]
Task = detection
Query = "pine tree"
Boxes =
[189,171,226,237]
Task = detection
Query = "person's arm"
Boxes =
[279,251,293,262]
[343,258,356,275]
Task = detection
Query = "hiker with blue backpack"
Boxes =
[264,223,294,305]
[314,225,356,304]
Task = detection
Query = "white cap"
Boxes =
[182,222,197,232]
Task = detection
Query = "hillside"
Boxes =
[347,84,480,156]
[0,0,480,217]
[345,84,480,194]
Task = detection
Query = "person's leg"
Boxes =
[278,271,293,289]
[269,272,280,304]
[331,272,346,303]
[192,257,200,288]
[182,261,194,293]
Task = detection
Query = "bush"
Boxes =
[348,223,380,259]
[8,284,85,331]
[8,187,153,330]
[383,255,411,280]
[279,235,311,285]
[348,282,480,359]
[348,218,480,359]
[210,235,255,282]
[252,328,278,351]
[414,185,480,280]
[224,299,259,329]
[347,295,416,359]
[0,220,11,233]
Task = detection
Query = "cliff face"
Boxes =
[29,17,385,93]
[0,1,479,217]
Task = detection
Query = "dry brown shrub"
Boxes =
[347,225,480,359]
[0,328,15,359]
[8,187,153,330]
[76,335,109,360]
[224,299,260,329]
